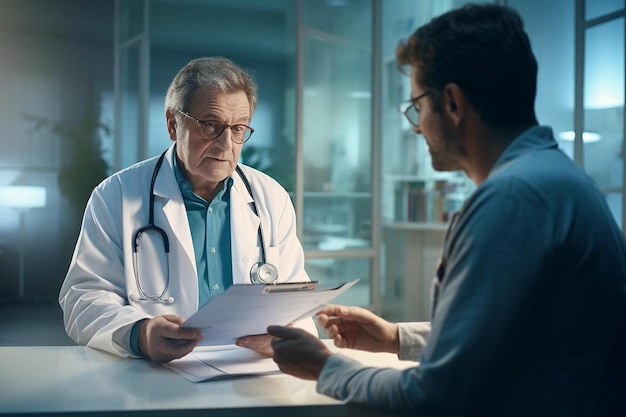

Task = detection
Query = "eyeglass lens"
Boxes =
[403,104,420,127]
[201,121,252,143]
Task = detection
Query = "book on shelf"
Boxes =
[394,180,449,223]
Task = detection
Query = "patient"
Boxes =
[268,4,626,416]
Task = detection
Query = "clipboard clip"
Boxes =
[260,281,318,293]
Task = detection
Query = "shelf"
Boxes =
[383,221,448,232]
[303,191,371,198]
[385,173,457,182]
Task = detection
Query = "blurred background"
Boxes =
[0,0,624,345]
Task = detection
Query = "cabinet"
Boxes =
[381,224,444,322]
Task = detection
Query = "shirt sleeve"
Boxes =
[128,319,147,357]
[398,322,431,361]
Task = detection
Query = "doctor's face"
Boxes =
[167,88,250,197]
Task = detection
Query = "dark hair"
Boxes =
[165,56,257,114]
[396,3,538,127]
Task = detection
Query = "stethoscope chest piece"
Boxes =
[250,262,279,284]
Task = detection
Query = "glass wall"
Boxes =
[300,0,374,307]
[584,17,624,229]
[115,0,149,170]
[586,0,624,20]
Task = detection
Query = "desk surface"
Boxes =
[0,340,413,416]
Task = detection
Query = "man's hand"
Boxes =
[316,304,399,354]
[138,315,203,363]
[267,326,331,381]
[235,334,274,357]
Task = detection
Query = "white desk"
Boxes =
[0,340,414,416]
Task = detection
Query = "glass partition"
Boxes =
[117,45,141,170]
[117,0,144,43]
[301,34,372,250]
[584,17,624,227]
[300,0,374,309]
[586,0,624,20]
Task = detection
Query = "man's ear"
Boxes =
[442,83,465,126]
[165,110,177,141]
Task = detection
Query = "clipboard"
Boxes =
[182,278,359,346]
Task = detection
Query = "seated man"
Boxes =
[269,4,626,416]
[60,56,316,363]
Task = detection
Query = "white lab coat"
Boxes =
[59,144,317,357]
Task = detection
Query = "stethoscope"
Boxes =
[131,149,279,304]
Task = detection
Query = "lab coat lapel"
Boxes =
[231,168,260,285]
[151,148,197,287]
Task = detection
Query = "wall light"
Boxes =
[348,91,372,99]
[0,185,47,300]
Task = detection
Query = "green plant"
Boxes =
[24,98,110,210]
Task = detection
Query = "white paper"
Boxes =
[182,279,359,346]
[163,346,280,383]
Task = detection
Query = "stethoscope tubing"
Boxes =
[131,149,278,304]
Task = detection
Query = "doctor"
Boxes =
[59,56,317,363]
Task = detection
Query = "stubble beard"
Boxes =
[427,124,463,172]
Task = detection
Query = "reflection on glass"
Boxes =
[302,0,372,47]
[302,29,372,250]
[586,0,624,21]
[119,46,140,169]
[584,18,624,189]
[305,257,370,307]
[118,0,144,43]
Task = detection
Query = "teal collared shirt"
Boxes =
[173,157,234,306]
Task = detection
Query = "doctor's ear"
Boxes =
[165,110,178,141]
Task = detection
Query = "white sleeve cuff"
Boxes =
[398,321,431,361]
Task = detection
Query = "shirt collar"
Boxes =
[172,156,234,201]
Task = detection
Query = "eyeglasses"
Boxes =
[177,109,254,144]
[398,91,431,128]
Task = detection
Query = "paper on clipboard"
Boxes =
[182,278,359,346]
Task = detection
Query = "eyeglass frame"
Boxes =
[176,109,255,144]
[398,91,431,128]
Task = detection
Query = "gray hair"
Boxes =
[164,56,258,114]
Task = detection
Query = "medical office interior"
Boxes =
[0,0,624,347]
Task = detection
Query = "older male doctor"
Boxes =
[59,57,316,363]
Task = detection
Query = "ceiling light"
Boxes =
[558,131,602,143]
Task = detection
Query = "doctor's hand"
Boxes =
[138,315,203,363]
[268,325,332,381]
[235,334,274,357]
[316,304,399,354]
